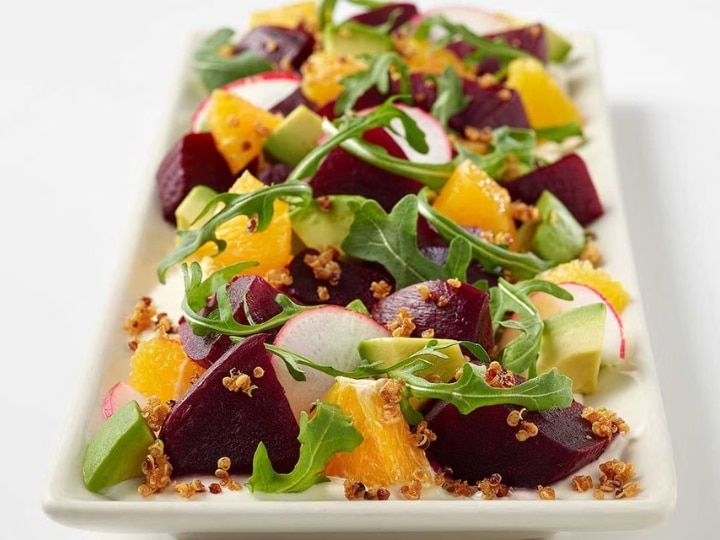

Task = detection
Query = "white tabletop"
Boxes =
[1,0,718,538]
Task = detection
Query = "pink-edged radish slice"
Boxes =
[102,382,149,421]
[190,71,301,132]
[410,6,510,39]
[270,305,390,421]
[357,104,453,164]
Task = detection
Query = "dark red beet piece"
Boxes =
[503,153,604,226]
[309,127,423,211]
[447,25,547,76]
[448,80,529,133]
[179,275,284,368]
[349,3,419,31]
[371,279,494,351]
[282,248,395,310]
[425,399,610,487]
[258,162,293,184]
[155,132,234,224]
[416,218,499,287]
[234,26,315,71]
[269,88,316,117]
[160,333,301,476]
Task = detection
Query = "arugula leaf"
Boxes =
[445,237,472,283]
[342,195,469,288]
[336,52,410,114]
[265,344,389,381]
[194,29,273,91]
[392,361,574,414]
[246,402,363,493]
[414,15,529,65]
[490,278,572,375]
[534,123,584,142]
[287,99,426,182]
[180,263,320,337]
[417,188,554,279]
[430,67,471,130]
[457,126,537,180]
[157,181,312,282]
[182,261,258,312]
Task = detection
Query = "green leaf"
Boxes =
[534,123,584,142]
[342,195,467,288]
[392,360,573,413]
[336,53,410,114]
[445,237,472,282]
[417,188,554,279]
[430,67,471,130]
[414,15,530,65]
[490,278,572,374]
[246,402,363,493]
[265,343,391,380]
[180,263,320,337]
[345,298,371,316]
[157,181,313,283]
[287,99,424,182]
[181,261,258,312]
[194,29,273,91]
[457,126,537,180]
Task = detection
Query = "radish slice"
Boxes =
[412,6,510,39]
[102,382,148,420]
[270,305,390,421]
[357,104,452,164]
[190,71,301,132]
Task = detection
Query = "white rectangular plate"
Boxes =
[43,31,676,538]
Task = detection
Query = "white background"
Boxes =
[1,0,719,538]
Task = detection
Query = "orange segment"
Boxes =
[538,259,631,313]
[206,89,282,174]
[322,377,432,488]
[190,171,292,276]
[300,51,367,107]
[248,1,317,31]
[505,57,583,129]
[128,332,205,402]
[432,159,517,246]
[395,38,474,78]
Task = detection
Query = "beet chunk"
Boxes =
[155,132,234,224]
[425,399,610,487]
[371,279,494,351]
[282,248,395,310]
[258,162,293,184]
[234,26,315,71]
[416,218,499,287]
[179,275,284,368]
[349,3,419,31]
[503,153,604,226]
[309,127,423,211]
[160,333,300,476]
[269,88,316,117]
[448,80,529,133]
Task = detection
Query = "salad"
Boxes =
[82,0,640,503]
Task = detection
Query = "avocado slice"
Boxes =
[263,105,324,166]
[290,195,365,255]
[82,400,155,493]
[531,190,586,262]
[536,302,606,394]
[545,27,573,63]
[358,337,468,383]
[175,185,218,230]
[323,21,393,57]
